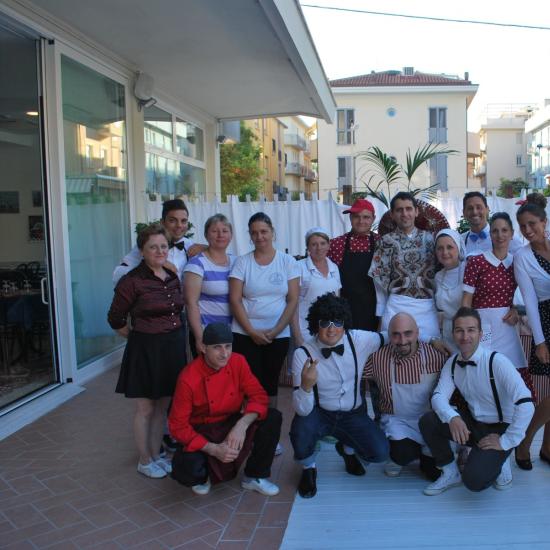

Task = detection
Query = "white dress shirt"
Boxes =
[431,345,534,450]
[462,224,523,257]
[292,330,386,416]
[112,236,194,285]
[514,244,550,345]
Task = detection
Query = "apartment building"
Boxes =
[525,100,550,189]
[317,67,478,199]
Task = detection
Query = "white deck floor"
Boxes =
[281,433,550,550]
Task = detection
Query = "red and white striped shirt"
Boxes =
[364,342,446,414]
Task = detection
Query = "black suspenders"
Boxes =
[295,331,360,410]
[451,351,503,422]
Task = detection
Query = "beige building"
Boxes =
[317,68,478,200]
[474,104,531,193]
[245,118,286,199]
[279,116,317,198]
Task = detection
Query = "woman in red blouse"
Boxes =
[461,213,527,373]
[108,224,186,479]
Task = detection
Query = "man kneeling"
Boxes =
[419,307,534,495]
[169,323,281,496]
[290,294,389,498]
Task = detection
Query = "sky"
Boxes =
[300,0,550,131]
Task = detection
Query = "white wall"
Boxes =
[318,90,470,199]
[484,128,528,191]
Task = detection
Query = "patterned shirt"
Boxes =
[183,252,236,326]
[463,251,516,309]
[328,231,379,266]
[108,261,184,334]
[364,342,446,414]
[368,228,435,315]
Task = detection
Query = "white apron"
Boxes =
[380,346,439,447]
[381,294,440,341]
[478,307,526,368]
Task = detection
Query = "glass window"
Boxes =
[176,118,204,160]
[337,109,354,145]
[144,105,173,151]
[61,55,130,367]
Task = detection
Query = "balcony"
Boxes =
[284,133,308,151]
[473,164,486,177]
[304,168,316,181]
[285,162,306,176]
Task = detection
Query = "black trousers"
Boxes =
[389,438,439,481]
[232,333,289,396]
[172,408,282,487]
[419,410,511,492]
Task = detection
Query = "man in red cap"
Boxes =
[328,198,378,331]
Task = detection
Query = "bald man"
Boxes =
[364,313,447,480]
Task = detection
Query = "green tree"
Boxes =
[220,122,263,201]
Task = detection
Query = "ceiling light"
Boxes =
[26,111,39,116]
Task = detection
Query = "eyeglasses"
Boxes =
[318,319,344,329]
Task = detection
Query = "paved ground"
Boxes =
[282,434,550,549]
[0,369,302,549]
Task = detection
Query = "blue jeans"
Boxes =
[290,405,389,466]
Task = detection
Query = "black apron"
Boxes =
[339,232,377,331]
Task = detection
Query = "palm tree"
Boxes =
[356,143,458,207]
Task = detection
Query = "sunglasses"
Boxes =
[318,319,344,329]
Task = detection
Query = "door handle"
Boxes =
[40,277,48,305]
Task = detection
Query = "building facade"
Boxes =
[525,100,550,189]
[474,104,531,194]
[0,0,334,437]
[316,68,478,200]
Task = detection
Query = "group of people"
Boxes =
[107,189,550,500]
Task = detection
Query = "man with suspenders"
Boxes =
[419,307,534,495]
[289,294,389,498]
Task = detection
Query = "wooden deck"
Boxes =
[282,433,550,549]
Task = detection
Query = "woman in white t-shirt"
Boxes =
[229,212,300,410]
[291,227,341,346]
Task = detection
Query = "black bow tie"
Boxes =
[321,344,345,359]
[457,359,476,368]
[169,241,186,251]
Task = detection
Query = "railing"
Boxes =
[304,169,316,181]
[285,162,305,176]
[284,133,309,151]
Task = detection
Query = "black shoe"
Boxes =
[335,442,366,476]
[163,435,178,453]
[540,450,550,465]
[515,448,533,471]
[298,467,317,498]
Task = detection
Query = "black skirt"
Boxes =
[115,327,187,399]
[529,298,550,377]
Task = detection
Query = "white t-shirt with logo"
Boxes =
[230,250,299,338]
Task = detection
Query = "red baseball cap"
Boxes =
[343,198,375,215]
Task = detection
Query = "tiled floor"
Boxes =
[0,369,302,549]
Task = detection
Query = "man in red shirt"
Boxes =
[328,198,378,331]
[169,323,282,496]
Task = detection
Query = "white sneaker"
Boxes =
[275,443,283,456]
[384,460,403,477]
[155,456,173,474]
[241,477,280,496]
[191,478,211,495]
[423,461,461,496]
[494,456,513,491]
[137,460,167,479]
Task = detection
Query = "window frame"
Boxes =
[336,108,355,145]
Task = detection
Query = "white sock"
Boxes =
[303,462,316,469]
[343,444,355,455]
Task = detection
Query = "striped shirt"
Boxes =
[183,252,236,326]
[364,342,446,414]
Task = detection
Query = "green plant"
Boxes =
[456,216,470,234]
[357,143,458,206]
[496,177,529,198]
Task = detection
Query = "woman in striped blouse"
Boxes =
[184,214,235,356]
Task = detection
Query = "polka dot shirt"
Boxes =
[328,231,378,266]
[463,252,517,309]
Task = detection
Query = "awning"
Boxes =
[29,0,335,122]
